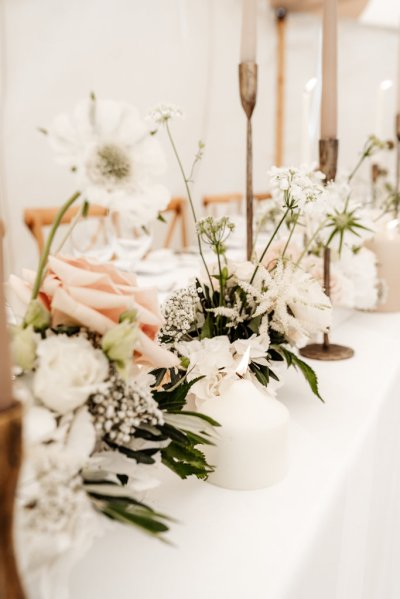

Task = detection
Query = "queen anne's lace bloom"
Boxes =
[269,166,325,211]
[147,104,184,125]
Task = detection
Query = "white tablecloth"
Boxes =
[70,311,400,599]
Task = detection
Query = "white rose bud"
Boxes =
[11,325,38,371]
[101,320,138,370]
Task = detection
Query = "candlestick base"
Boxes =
[319,138,339,183]
[299,343,354,361]
[0,401,25,599]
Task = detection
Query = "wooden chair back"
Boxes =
[202,192,272,216]
[24,197,188,254]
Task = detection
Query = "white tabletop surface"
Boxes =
[70,310,400,599]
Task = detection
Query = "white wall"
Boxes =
[0,0,399,273]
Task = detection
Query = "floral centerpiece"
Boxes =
[8,100,219,598]
[255,136,395,311]
[148,107,333,407]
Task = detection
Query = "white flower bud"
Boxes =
[11,325,38,371]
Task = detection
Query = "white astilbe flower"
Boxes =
[269,261,332,346]
[236,276,276,318]
[269,165,325,211]
[161,285,202,342]
[47,95,170,225]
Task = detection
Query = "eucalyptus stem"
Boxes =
[281,210,300,260]
[31,191,81,300]
[250,208,290,284]
[164,121,214,292]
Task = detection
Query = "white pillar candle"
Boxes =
[301,78,317,165]
[201,378,289,490]
[240,0,257,63]
[375,80,393,139]
[366,221,400,313]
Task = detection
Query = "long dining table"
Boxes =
[70,250,400,599]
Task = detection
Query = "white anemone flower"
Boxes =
[47,96,170,225]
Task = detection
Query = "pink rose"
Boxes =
[9,255,178,369]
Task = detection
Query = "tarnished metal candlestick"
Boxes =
[300,138,354,361]
[239,61,258,260]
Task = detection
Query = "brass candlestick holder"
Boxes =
[300,138,354,361]
[0,402,25,598]
[239,61,258,260]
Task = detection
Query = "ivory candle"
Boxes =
[320,0,337,139]
[375,80,393,139]
[202,378,289,490]
[301,78,317,164]
[0,222,13,410]
[366,221,400,313]
[240,0,257,63]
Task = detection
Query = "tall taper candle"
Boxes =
[240,0,257,63]
[0,221,13,410]
[320,0,337,139]
[301,78,317,164]
[397,22,400,114]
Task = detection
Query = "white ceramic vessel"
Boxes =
[201,378,290,491]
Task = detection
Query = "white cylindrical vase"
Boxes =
[201,378,289,491]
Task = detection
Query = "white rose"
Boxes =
[34,335,109,415]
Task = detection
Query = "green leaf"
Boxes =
[177,410,221,427]
[152,376,204,412]
[200,314,214,339]
[275,346,324,402]
[100,502,170,536]
[248,315,262,334]
[105,439,158,464]
[157,212,167,223]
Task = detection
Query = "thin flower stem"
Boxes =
[295,219,328,266]
[216,249,224,306]
[250,208,290,285]
[281,210,300,260]
[54,201,87,255]
[165,121,214,293]
[31,191,81,299]
[348,143,372,183]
